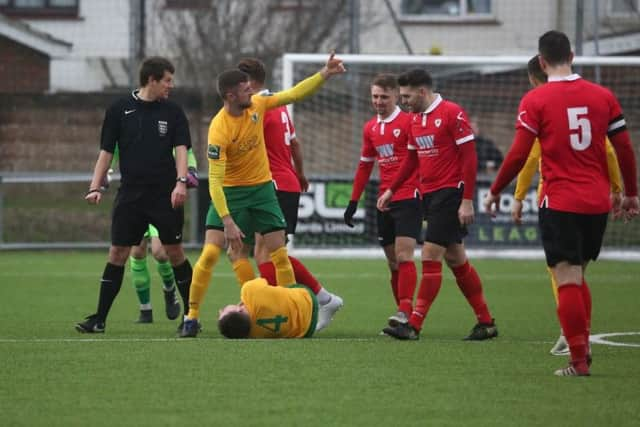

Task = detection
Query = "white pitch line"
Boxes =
[0,337,378,343]
[0,333,638,346]
[0,271,635,282]
[0,337,569,345]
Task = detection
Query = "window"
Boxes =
[400,0,492,19]
[0,0,78,17]
[164,0,210,9]
[608,0,639,16]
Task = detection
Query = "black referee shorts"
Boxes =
[422,187,468,247]
[538,207,608,267]
[276,190,300,235]
[377,196,423,247]
[111,187,184,247]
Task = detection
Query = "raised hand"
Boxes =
[321,51,346,79]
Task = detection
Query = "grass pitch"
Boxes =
[1,252,639,427]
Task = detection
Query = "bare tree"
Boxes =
[148,0,358,103]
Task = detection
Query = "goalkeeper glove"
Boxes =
[186,166,199,188]
[343,200,358,228]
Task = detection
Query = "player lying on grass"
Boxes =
[180,52,345,338]
[217,278,328,339]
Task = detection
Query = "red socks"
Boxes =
[557,284,589,366]
[580,279,592,338]
[452,261,493,324]
[288,256,321,294]
[258,262,277,286]
[258,256,321,294]
[390,270,400,305]
[408,260,442,331]
[397,261,417,315]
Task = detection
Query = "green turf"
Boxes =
[1,252,639,427]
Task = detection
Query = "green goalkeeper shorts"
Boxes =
[206,181,287,246]
[144,224,160,239]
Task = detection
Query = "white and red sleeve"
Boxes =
[350,126,376,201]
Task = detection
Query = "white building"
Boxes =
[1,0,637,92]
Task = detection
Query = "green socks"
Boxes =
[156,260,176,291]
[130,256,151,307]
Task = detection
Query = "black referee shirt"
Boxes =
[100,90,192,190]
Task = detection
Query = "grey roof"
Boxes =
[0,12,71,57]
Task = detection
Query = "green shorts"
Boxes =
[144,224,160,239]
[289,284,319,338]
[206,182,287,246]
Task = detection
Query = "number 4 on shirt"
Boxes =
[257,315,288,333]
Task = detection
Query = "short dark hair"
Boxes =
[538,30,572,66]
[237,58,266,84]
[217,69,249,100]
[218,311,251,339]
[139,56,175,87]
[371,73,398,91]
[527,55,547,83]
[397,68,433,88]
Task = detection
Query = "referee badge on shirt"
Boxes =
[158,120,168,136]
[251,112,259,123]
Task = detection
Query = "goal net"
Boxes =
[281,54,640,258]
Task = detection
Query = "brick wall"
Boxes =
[0,91,209,172]
[0,35,49,93]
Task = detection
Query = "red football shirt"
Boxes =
[516,74,623,214]
[361,107,418,201]
[407,95,476,195]
[263,105,301,193]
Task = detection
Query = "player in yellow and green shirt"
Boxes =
[217,278,318,339]
[105,145,199,324]
[179,53,346,338]
[511,56,623,356]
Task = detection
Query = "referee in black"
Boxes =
[76,57,193,334]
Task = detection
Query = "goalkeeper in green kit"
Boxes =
[102,145,199,324]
